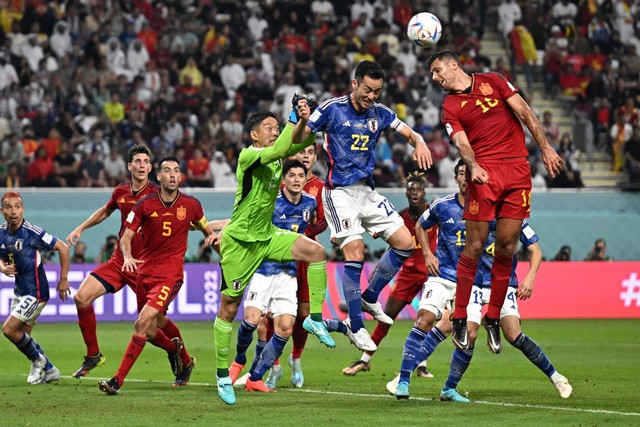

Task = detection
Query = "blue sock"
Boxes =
[33,340,53,370]
[343,261,365,332]
[249,339,266,373]
[362,248,412,303]
[250,333,288,381]
[510,332,555,377]
[234,320,257,365]
[323,319,347,334]
[399,327,427,383]
[422,326,447,358]
[15,332,40,361]
[444,348,474,390]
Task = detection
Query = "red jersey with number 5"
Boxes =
[441,72,528,161]
[125,191,205,277]
[398,207,437,277]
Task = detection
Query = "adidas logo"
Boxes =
[0,244,4,249]
[279,214,287,219]
[342,120,351,127]
[446,218,454,224]
[151,212,158,217]
[119,197,126,203]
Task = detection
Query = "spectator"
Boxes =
[1,163,22,187]
[624,125,640,182]
[53,140,79,187]
[103,150,127,186]
[611,109,634,171]
[26,146,56,186]
[72,241,92,263]
[497,0,522,39]
[97,235,118,263]
[186,148,212,187]
[547,133,584,188]
[551,0,578,35]
[1,133,24,166]
[584,238,613,261]
[553,245,572,261]
[210,150,237,189]
[542,111,561,148]
[127,39,150,77]
[191,239,215,263]
[78,150,107,188]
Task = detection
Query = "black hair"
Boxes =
[159,155,180,169]
[406,172,426,188]
[283,159,307,176]
[354,60,386,82]
[245,111,277,134]
[426,50,461,70]
[128,144,152,163]
[454,158,466,175]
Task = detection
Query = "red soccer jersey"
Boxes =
[105,181,158,260]
[125,191,205,277]
[303,174,327,238]
[441,72,528,161]
[398,207,437,277]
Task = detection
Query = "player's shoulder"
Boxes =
[398,207,410,217]
[21,220,45,235]
[372,101,396,116]
[300,191,317,206]
[318,95,349,112]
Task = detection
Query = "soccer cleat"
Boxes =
[440,387,470,403]
[229,361,245,385]
[234,373,250,387]
[216,375,236,405]
[416,364,434,378]
[43,366,61,383]
[386,374,400,395]
[342,360,371,376]
[168,338,184,376]
[27,354,47,385]
[395,381,410,400]
[451,317,469,351]
[302,317,336,348]
[343,318,377,352]
[98,377,120,395]
[173,356,196,387]
[361,298,394,325]
[483,315,502,354]
[245,378,277,392]
[265,364,283,390]
[553,374,573,398]
[288,355,304,388]
[72,353,106,378]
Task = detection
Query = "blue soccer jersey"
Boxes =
[0,220,58,301]
[307,95,402,189]
[256,190,317,277]
[419,193,466,283]
[475,220,540,288]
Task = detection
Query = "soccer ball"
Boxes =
[406,12,442,48]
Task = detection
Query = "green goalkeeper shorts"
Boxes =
[219,225,301,298]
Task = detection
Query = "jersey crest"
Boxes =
[479,82,493,96]
[303,209,310,222]
[341,218,351,229]
[15,239,23,251]
[367,118,379,132]
[469,200,479,215]
[177,206,186,220]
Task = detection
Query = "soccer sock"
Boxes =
[15,332,41,361]
[322,319,347,334]
[487,253,513,319]
[214,316,233,378]
[291,316,309,359]
[77,305,99,356]
[32,340,53,370]
[399,327,427,383]
[249,339,267,373]
[307,260,327,321]
[368,321,392,355]
[250,333,288,381]
[148,328,176,352]
[444,348,474,390]
[234,320,257,366]
[343,261,365,331]
[422,326,447,358]
[115,334,147,384]
[362,248,412,303]
[160,319,191,366]
[454,254,479,318]
[361,353,371,363]
[510,333,555,377]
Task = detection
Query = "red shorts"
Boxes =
[464,159,532,221]
[296,262,310,303]
[135,274,183,313]
[389,270,427,303]
[90,256,137,293]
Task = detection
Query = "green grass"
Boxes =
[1,319,638,426]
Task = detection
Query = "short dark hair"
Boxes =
[406,172,426,188]
[283,159,307,176]
[128,144,152,163]
[354,60,386,82]
[454,158,466,175]
[427,50,461,70]
[159,155,180,169]
[245,111,277,134]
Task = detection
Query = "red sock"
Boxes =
[291,316,308,359]
[366,322,392,355]
[454,253,479,318]
[115,334,146,384]
[77,305,99,356]
[149,329,177,352]
[487,253,512,319]
[161,319,190,365]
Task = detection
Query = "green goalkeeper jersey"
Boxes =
[223,125,315,242]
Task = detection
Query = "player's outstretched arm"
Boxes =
[66,205,115,246]
[416,220,439,276]
[399,125,433,170]
[53,239,70,301]
[518,242,542,301]
[452,131,489,184]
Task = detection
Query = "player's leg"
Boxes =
[289,263,309,387]
[156,312,194,385]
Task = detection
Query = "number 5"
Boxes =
[162,221,172,236]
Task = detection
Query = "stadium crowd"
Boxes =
[0,0,638,189]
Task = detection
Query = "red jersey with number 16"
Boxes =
[125,191,205,277]
[441,72,528,161]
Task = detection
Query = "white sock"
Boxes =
[417,360,427,368]
[550,371,563,383]
[360,353,371,363]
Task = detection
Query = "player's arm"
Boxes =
[259,101,311,164]
[192,215,221,248]
[397,123,433,170]
[416,214,439,276]
[518,242,542,301]
[66,204,115,246]
[507,94,564,178]
[451,131,489,185]
[0,258,16,276]
[53,239,71,301]
[119,227,142,272]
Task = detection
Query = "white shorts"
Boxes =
[244,272,298,317]
[323,184,405,248]
[10,295,47,326]
[417,277,457,320]
[467,286,520,324]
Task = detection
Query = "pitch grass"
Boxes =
[0,319,638,426]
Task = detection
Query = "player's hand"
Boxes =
[425,253,440,277]
[66,229,81,246]
[121,257,143,273]
[541,145,564,178]
[517,279,534,300]
[470,164,489,184]
[413,142,433,170]
[1,264,17,277]
[204,232,221,249]
[297,99,311,123]
[57,278,70,301]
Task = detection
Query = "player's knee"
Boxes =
[297,304,310,318]
[414,310,435,332]
[309,244,326,262]
[2,324,18,341]
[463,241,484,258]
